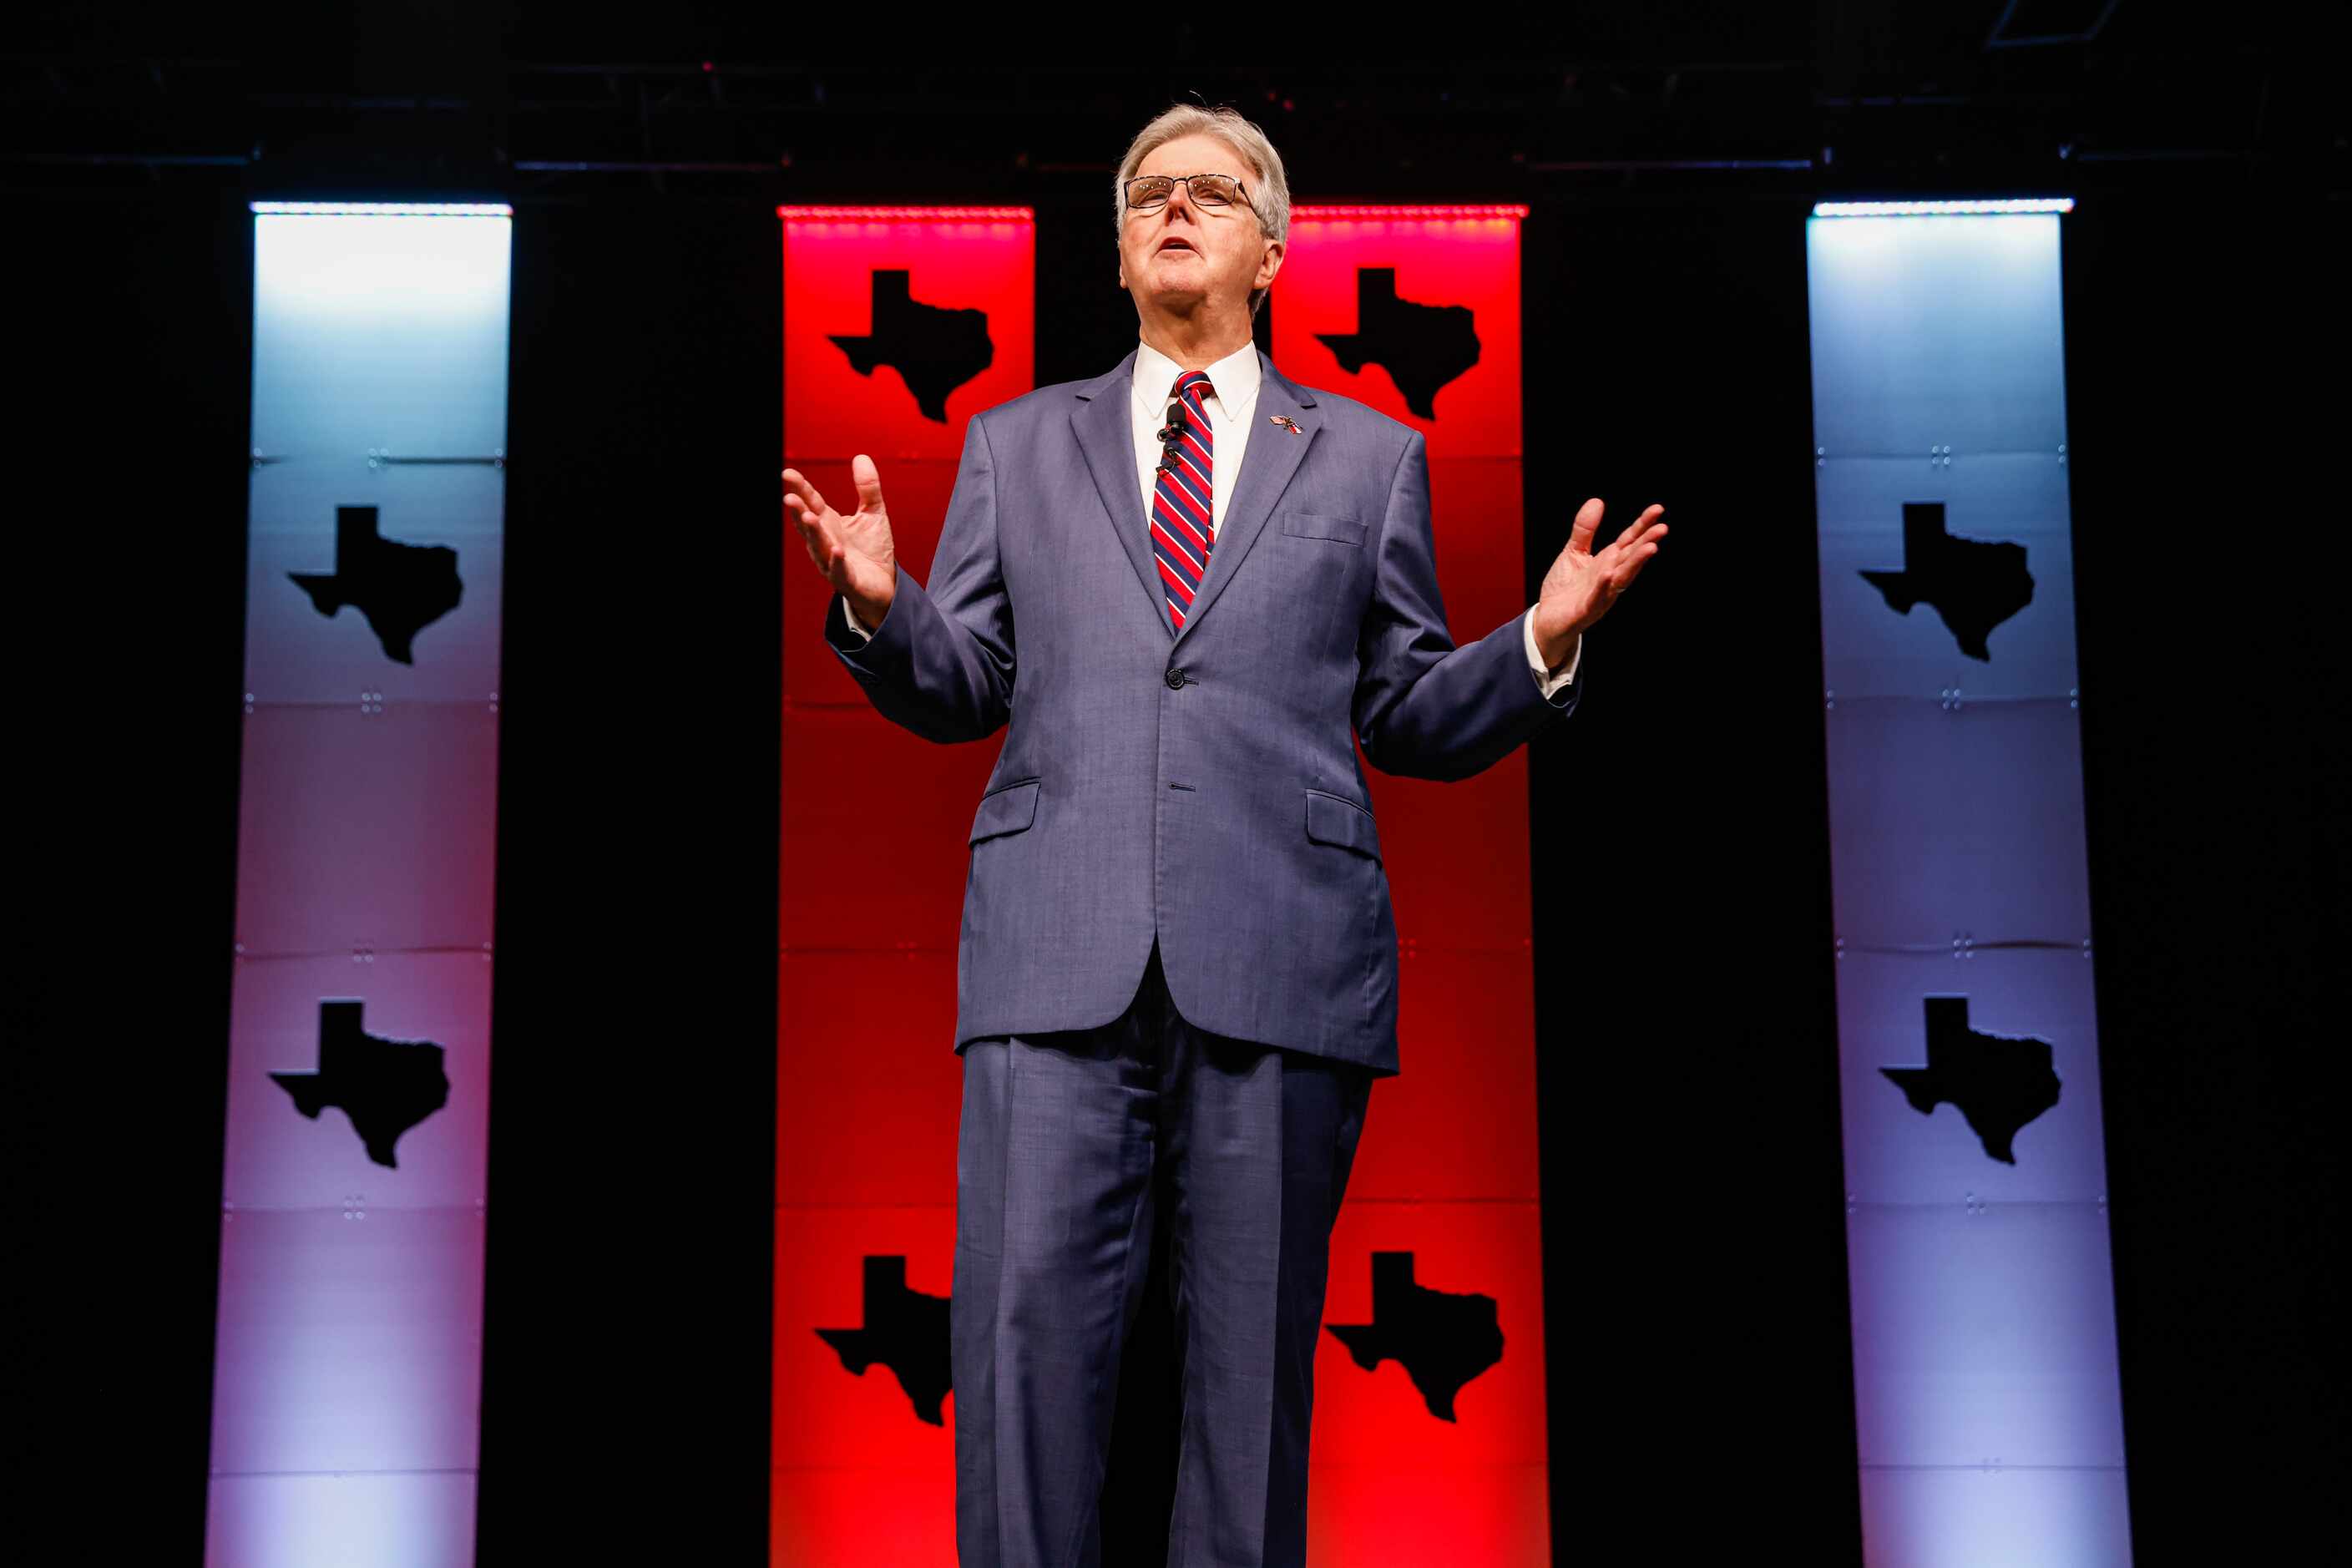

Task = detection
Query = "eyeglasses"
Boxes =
[1125,173,1251,215]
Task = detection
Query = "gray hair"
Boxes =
[1113,104,1292,319]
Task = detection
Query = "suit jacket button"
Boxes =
[1166,666,1187,690]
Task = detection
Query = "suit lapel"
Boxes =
[1171,352,1318,654]
[1070,348,1176,640]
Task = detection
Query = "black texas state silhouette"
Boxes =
[813,1255,953,1425]
[1324,1251,1505,1422]
[1880,994,2063,1165]
[269,999,451,1169]
[828,271,994,423]
[1314,268,1480,421]
[286,504,463,665]
[1858,502,2034,661]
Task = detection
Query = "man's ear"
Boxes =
[1255,239,1285,291]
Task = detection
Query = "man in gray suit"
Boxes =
[783,104,1665,1567]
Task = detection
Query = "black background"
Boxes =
[8,23,2344,1566]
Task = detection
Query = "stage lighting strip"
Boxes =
[776,205,1034,221]
[1291,204,1530,220]
[1813,199,2075,217]
[250,200,513,217]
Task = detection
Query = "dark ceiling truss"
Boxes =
[0,26,2338,202]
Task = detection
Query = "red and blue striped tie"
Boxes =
[1151,370,1217,630]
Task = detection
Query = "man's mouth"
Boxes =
[1157,237,1194,253]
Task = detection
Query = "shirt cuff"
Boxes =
[1524,606,1579,699]
[840,595,873,643]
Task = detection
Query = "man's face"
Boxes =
[1118,132,1282,317]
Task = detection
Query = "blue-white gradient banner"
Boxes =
[208,202,509,1566]
[1808,210,2132,1566]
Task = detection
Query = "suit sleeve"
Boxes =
[822,412,1016,743]
[1351,428,1581,781]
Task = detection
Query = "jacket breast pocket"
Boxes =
[1277,512,1368,548]
[969,777,1040,846]
[1302,787,1381,864]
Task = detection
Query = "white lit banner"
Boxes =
[207,202,509,1565]
[1808,205,2133,1565]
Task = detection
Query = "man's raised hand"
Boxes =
[1530,497,1667,665]
[783,453,898,629]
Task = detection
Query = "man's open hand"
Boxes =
[1530,498,1667,667]
[784,453,898,629]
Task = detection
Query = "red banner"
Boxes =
[776,202,1546,1563]
[1275,205,1550,1564]
[774,205,1031,1566]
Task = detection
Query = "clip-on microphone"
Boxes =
[1155,397,1188,477]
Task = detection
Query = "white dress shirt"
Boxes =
[1131,336,1265,542]
[842,336,1581,698]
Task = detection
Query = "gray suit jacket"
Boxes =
[824,346,1581,1077]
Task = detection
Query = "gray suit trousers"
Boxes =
[952,937,1376,1567]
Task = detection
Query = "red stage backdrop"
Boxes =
[1272,205,1549,1564]
[773,205,1032,1565]
[775,204,1545,1564]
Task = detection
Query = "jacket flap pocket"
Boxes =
[1277,512,1368,546]
[969,778,1040,845]
[1303,787,1381,862]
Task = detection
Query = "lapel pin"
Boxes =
[1269,415,1302,436]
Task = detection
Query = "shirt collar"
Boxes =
[1133,336,1262,416]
